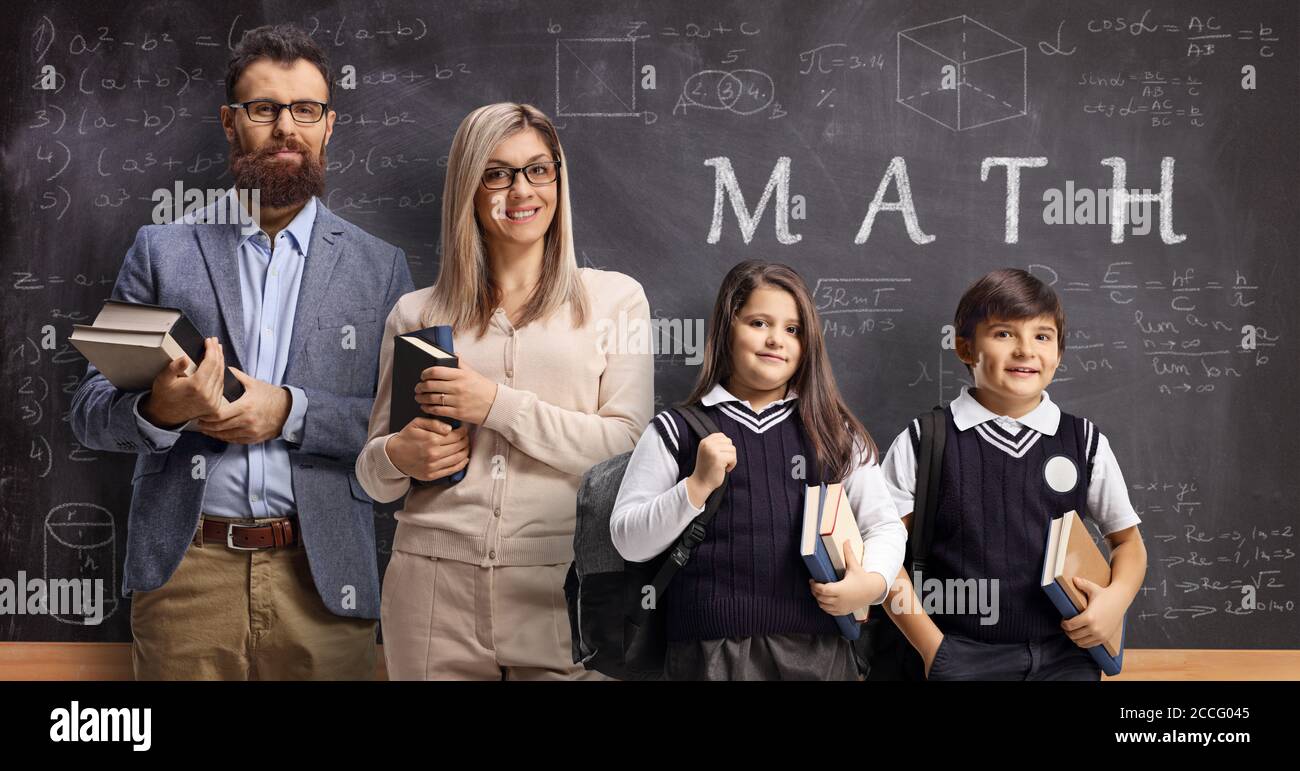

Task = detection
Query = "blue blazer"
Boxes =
[69,202,415,620]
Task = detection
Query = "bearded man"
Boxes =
[70,23,414,680]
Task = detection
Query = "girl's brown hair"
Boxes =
[685,260,877,482]
[421,102,588,336]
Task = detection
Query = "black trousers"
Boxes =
[926,631,1102,681]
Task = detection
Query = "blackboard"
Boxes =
[1,0,1295,649]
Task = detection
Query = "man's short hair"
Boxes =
[225,24,331,103]
[954,268,1066,371]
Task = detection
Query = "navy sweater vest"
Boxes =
[652,403,841,642]
[916,405,1100,643]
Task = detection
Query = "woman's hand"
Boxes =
[385,417,471,482]
[415,360,498,425]
[685,432,736,509]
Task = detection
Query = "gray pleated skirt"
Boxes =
[664,632,860,681]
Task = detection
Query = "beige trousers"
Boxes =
[380,549,607,680]
[130,528,377,681]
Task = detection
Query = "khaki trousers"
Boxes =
[380,549,607,681]
[130,523,377,681]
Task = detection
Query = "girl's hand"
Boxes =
[685,432,736,508]
[1061,576,1125,649]
[415,360,498,425]
[385,417,471,482]
[808,541,886,616]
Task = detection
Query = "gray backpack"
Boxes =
[562,405,725,680]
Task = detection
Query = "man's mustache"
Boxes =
[250,139,312,159]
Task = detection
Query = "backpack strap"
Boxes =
[643,403,727,606]
[908,406,947,575]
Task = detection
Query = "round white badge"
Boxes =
[1043,455,1079,494]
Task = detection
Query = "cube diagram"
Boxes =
[556,38,638,117]
[897,16,1026,131]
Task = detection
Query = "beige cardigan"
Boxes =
[355,268,654,567]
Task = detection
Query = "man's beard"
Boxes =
[229,134,326,208]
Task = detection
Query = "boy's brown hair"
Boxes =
[954,268,1066,374]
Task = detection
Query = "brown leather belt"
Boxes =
[193,516,298,550]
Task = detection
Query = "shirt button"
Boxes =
[505,370,513,378]
[250,494,259,502]
[493,507,501,518]
[264,327,272,335]
[489,550,496,560]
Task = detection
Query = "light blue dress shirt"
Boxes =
[132,195,315,519]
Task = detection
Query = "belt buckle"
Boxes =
[226,522,264,551]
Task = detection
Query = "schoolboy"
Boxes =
[880,268,1147,680]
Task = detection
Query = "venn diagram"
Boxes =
[680,69,776,115]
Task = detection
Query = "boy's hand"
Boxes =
[1061,576,1126,649]
[922,634,945,677]
[808,541,885,616]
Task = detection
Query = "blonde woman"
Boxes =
[356,103,653,680]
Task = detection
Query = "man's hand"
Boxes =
[414,360,498,425]
[193,367,291,445]
[140,337,226,429]
[1061,576,1126,649]
[808,540,885,616]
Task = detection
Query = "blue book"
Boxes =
[390,324,466,486]
[1041,511,1124,676]
[799,482,862,641]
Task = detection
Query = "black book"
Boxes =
[389,327,465,486]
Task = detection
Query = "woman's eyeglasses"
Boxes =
[481,161,561,190]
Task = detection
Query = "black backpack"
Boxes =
[860,406,947,680]
[563,404,727,680]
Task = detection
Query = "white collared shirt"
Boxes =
[880,386,1141,535]
[609,383,907,604]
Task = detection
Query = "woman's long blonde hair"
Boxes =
[422,102,588,336]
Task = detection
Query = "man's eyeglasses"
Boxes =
[481,161,562,190]
[228,100,329,124]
